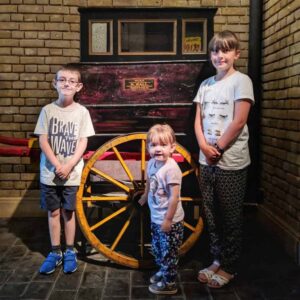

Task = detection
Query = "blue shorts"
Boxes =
[40,183,78,212]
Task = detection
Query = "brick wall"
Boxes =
[1,0,299,264]
[260,0,300,262]
[0,0,251,217]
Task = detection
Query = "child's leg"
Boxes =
[159,222,184,283]
[39,208,63,274]
[48,208,61,247]
[199,165,221,260]
[61,208,78,274]
[151,222,162,268]
[61,209,76,247]
[215,167,247,274]
[61,186,78,249]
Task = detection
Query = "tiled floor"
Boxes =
[0,208,299,300]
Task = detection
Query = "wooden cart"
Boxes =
[74,61,213,268]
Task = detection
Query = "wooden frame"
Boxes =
[182,18,207,55]
[89,20,113,55]
[79,8,217,62]
[118,19,177,56]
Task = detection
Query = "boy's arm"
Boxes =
[39,134,61,170]
[194,104,221,164]
[161,184,180,232]
[56,137,88,179]
[216,100,252,151]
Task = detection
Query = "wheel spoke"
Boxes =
[82,195,128,201]
[141,139,146,186]
[112,146,135,183]
[110,208,136,251]
[183,221,196,232]
[90,204,129,231]
[181,196,201,201]
[91,167,131,192]
[182,168,196,177]
[140,210,145,258]
[77,133,203,269]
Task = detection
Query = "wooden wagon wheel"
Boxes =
[76,133,203,269]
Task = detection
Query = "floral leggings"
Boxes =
[199,165,248,274]
[151,221,184,283]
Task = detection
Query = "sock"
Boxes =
[66,244,74,251]
[51,245,62,255]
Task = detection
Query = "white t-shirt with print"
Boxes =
[147,157,184,225]
[193,71,254,170]
[34,101,95,186]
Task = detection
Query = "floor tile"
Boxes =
[21,281,53,299]
[0,282,28,298]
[0,210,299,300]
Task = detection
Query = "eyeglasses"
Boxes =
[56,78,80,86]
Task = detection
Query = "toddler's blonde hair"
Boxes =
[146,124,176,146]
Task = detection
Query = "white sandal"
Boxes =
[207,273,234,288]
[197,268,215,283]
[197,260,220,283]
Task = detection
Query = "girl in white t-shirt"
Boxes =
[139,124,184,295]
[194,30,254,288]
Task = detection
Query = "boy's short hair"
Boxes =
[55,64,82,82]
[147,124,176,146]
[208,30,240,53]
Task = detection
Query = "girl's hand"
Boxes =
[161,219,172,232]
[201,144,221,165]
[138,194,147,206]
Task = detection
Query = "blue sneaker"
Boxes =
[149,280,177,295]
[39,252,62,274]
[150,271,163,284]
[63,249,77,274]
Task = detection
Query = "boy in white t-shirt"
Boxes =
[139,124,184,295]
[34,65,95,275]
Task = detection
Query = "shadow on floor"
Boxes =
[0,207,299,299]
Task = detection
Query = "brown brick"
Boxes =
[0,123,20,131]
[25,82,38,89]
[20,90,52,98]
[20,57,45,64]
[0,65,12,72]
[1,115,13,122]
[0,73,19,80]
[0,39,19,47]
[18,5,43,13]
[0,181,14,189]
[12,48,24,55]
[38,32,51,39]
[12,98,25,106]
[0,6,18,13]
[20,40,44,47]
[0,90,19,97]
[87,0,112,5]
[12,65,24,73]
[20,23,45,31]
[0,82,12,89]
[20,74,45,81]
[63,15,80,23]
[45,40,71,48]
[50,15,64,23]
